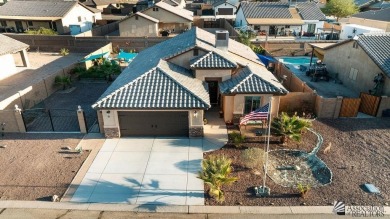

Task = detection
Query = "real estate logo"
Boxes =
[333,201,386,217]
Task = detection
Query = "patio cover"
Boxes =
[309,43,336,61]
[257,54,276,66]
[80,52,109,62]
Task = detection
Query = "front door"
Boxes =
[15,21,23,32]
[207,81,219,104]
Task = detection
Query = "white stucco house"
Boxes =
[235,2,326,37]
[0,1,102,35]
[0,34,29,80]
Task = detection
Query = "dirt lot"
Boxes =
[204,118,390,206]
[0,133,89,201]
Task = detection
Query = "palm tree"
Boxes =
[271,112,312,144]
[198,155,238,203]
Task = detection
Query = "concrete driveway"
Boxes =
[71,138,206,205]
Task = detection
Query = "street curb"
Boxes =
[0,201,388,215]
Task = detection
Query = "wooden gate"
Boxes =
[359,93,381,116]
[339,98,361,117]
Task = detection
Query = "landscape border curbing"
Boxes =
[0,201,388,215]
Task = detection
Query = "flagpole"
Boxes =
[262,96,272,194]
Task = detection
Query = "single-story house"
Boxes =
[0,1,102,35]
[160,0,186,8]
[93,27,287,138]
[119,1,193,37]
[347,8,390,32]
[0,34,29,80]
[235,2,326,37]
[321,33,390,96]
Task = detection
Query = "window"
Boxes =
[0,21,6,27]
[193,48,198,56]
[131,24,136,33]
[349,68,358,81]
[153,7,159,11]
[27,21,33,26]
[244,96,261,114]
[135,15,139,20]
[148,24,154,33]
[285,25,290,28]
[353,41,359,49]
[78,16,82,22]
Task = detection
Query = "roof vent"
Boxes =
[215,30,229,51]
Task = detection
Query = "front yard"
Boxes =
[204,118,390,206]
[0,133,89,201]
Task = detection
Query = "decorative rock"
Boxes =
[301,202,306,206]
[295,165,301,171]
[236,201,243,205]
[270,202,275,206]
[0,145,7,148]
[51,195,59,202]
[384,202,388,206]
[61,146,72,150]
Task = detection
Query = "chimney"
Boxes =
[215,30,229,51]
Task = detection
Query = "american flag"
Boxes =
[240,103,270,125]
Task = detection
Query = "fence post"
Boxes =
[14,105,26,133]
[77,106,87,134]
[333,96,343,118]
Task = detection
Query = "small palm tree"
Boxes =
[271,112,312,144]
[198,155,238,203]
[54,75,71,90]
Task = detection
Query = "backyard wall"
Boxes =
[0,110,20,133]
[279,92,316,113]
[377,96,390,117]
[274,63,314,93]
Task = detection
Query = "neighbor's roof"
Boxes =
[135,12,159,23]
[155,1,193,21]
[240,2,292,19]
[190,51,237,69]
[0,1,97,20]
[357,33,390,77]
[296,2,326,20]
[93,60,210,109]
[220,65,287,94]
[354,0,376,8]
[212,0,237,8]
[352,8,390,22]
[0,34,29,56]
[162,0,180,6]
[93,27,285,109]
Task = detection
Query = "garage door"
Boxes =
[118,111,189,137]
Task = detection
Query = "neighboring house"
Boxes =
[347,8,390,32]
[340,23,384,39]
[92,27,287,138]
[235,2,326,37]
[119,1,193,37]
[0,1,102,35]
[0,34,29,80]
[322,33,390,96]
[82,0,112,10]
[354,0,390,11]
[211,0,238,20]
[160,0,186,8]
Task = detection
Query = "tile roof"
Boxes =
[357,33,390,77]
[162,0,180,6]
[352,8,390,22]
[240,2,292,19]
[93,60,210,109]
[135,12,159,23]
[93,27,285,109]
[220,65,288,94]
[296,2,326,20]
[0,34,29,56]
[0,1,78,18]
[354,0,376,8]
[190,51,237,68]
[155,1,193,21]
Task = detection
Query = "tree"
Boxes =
[323,0,359,21]
[271,112,312,144]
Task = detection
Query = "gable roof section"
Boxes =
[240,2,292,19]
[190,51,237,69]
[352,8,390,22]
[162,0,180,6]
[93,60,210,109]
[155,1,193,21]
[354,0,376,8]
[135,12,159,23]
[0,34,29,56]
[220,65,287,94]
[212,0,237,8]
[296,2,326,20]
[0,1,78,19]
[357,33,390,77]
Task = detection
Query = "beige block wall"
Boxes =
[279,92,316,113]
[0,54,17,80]
[323,41,389,96]
[377,96,390,117]
[195,69,232,81]
[119,16,159,37]
[0,110,19,132]
[315,95,339,118]
[168,49,208,69]
[348,17,390,32]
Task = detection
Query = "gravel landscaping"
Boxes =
[0,133,89,201]
[204,118,390,206]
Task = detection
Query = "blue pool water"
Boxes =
[277,56,318,65]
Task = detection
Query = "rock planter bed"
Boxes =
[203,119,390,206]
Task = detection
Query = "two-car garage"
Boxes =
[118,111,189,137]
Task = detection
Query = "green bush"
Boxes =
[271,112,312,144]
[229,132,245,148]
[198,155,238,203]
[25,27,57,35]
[77,60,121,80]
[54,75,71,90]
[297,183,311,199]
[241,148,265,171]
[60,48,69,56]
[252,46,265,55]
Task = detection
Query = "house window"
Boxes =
[353,41,359,49]
[148,24,154,33]
[193,49,199,56]
[285,25,290,28]
[349,68,358,81]
[244,96,261,114]
[78,16,82,22]
[135,15,139,20]
[131,24,136,33]
[153,7,159,11]
[27,21,33,26]
[0,21,6,27]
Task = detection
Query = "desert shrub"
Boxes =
[60,48,69,56]
[54,75,71,90]
[241,148,265,171]
[229,132,245,148]
[297,183,311,199]
[271,112,312,144]
[252,46,265,55]
[78,60,121,80]
[25,27,57,35]
[198,155,238,203]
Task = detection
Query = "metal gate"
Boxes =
[339,98,361,117]
[84,109,100,133]
[359,93,381,116]
[22,108,79,132]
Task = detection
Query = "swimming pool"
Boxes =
[277,56,318,66]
